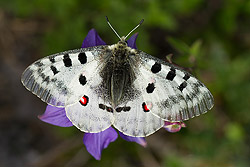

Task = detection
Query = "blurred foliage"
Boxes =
[1,0,250,166]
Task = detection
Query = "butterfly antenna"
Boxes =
[124,19,144,40]
[106,16,122,40]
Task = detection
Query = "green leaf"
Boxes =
[168,37,190,54]
[190,39,202,58]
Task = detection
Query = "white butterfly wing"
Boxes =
[65,88,114,133]
[113,95,164,137]
[105,50,214,137]
[63,55,115,133]
[137,51,214,122]
[65,58,102,105]
[21,46,105,107]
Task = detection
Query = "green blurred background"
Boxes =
[0,0,250,166]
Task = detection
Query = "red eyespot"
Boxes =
[79,95,89,106]
[142,102,150,112]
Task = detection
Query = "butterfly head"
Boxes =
[117,36,128,47]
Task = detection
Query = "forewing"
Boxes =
[136,51,214,122]
[21,46,105,107]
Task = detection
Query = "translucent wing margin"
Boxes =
[21,46,106,107]
[137,51,214,122]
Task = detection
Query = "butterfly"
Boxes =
[21,17,214,137]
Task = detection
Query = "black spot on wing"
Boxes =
[115,106,131,112]
[146,83,155,93]
[34,61,43,67]
[78,52,87,64]
[49,56,55,63]
[79,74,87,86]
[178,81,187,92]
[50,65,59,75]
[166,67,176,81]
[99,104,106,110]
[63,54,72,67]
[106,106,113,113]
[123,106,131,111]
[44,76,50,83]
[51,78,57,82]
[183,73,190,81]
[151,62,161,73]
[116,107,123,112]
[37,68,43,73]
[40,73,50,84]
[40,73,46,80]
[99,104,114,113]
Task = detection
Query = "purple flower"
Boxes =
[38,105,73,127]
[39,29,185,160]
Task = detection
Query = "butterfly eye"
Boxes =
[125,41,128,44]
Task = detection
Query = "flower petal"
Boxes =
[119,132,147,147]
[38,105,73,127]
[126,32,138,49]
[164,121,186,133]
[83,127,118,160]
[82,29,106,48]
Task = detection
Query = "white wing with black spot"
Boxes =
[21,46,105,107]
[113,94,164,137]
[65,88,114,133]
[134,51,214,122]
[63,53,115,133]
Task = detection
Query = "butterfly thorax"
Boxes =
[111,37,133,64]
[100,38,138,107]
